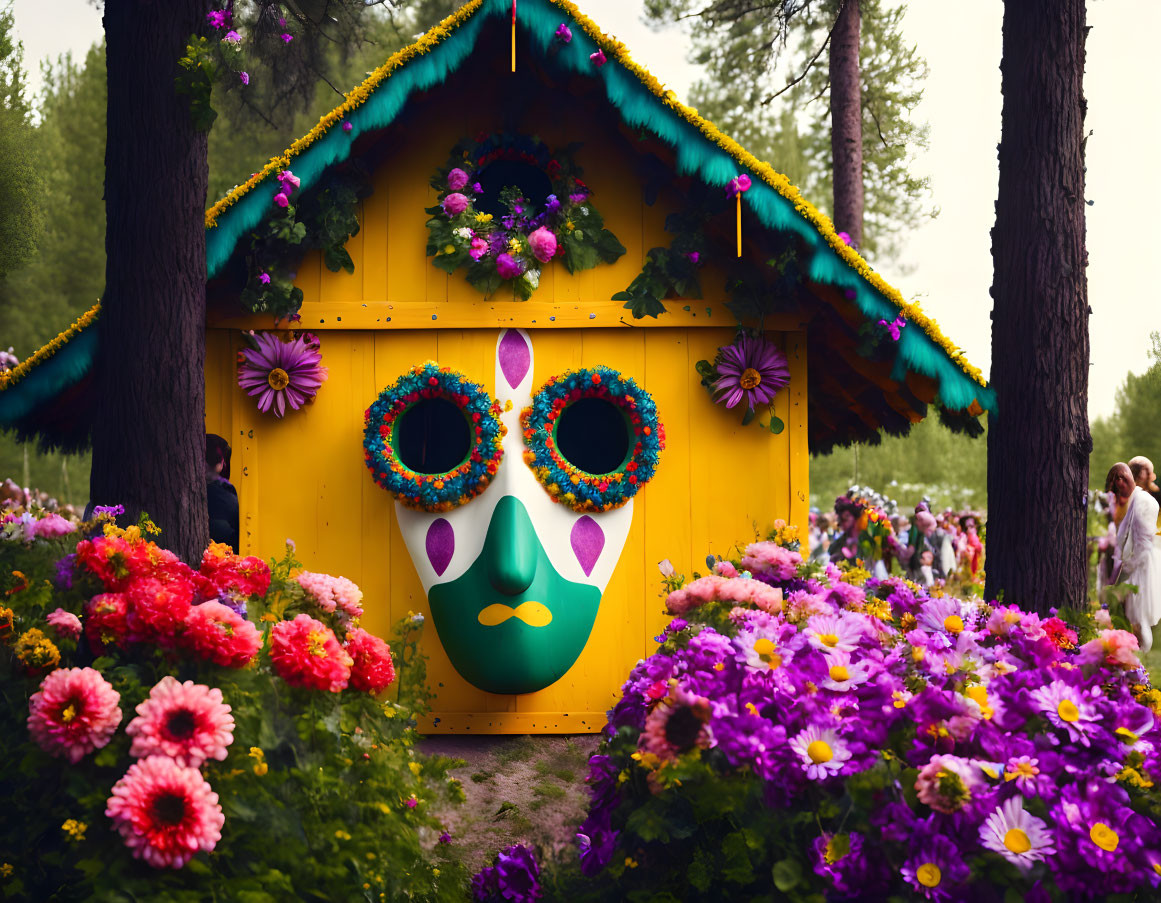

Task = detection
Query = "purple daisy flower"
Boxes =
[900,833,970,900]
[237,333,328,418]
[712,334,790,411]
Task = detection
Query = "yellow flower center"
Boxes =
[943,615,964,634]
[1090,822,1119,852]
[829,664,851,682]
[1057,699,1080,723]
[807,740,833,764]
[823,834,850,864]
[1004,761,1040,782]
[307,630,329,658]
[60,704,77,723]
[267,367,290,391]
[818,633,840,648]
[916,863,941,888]
[739,367,762,390]
[753,637,782,667]
[1003,828,1031,854]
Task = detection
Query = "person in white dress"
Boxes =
[1109,462,1161,652]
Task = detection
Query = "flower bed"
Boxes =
[553,533,1161,901]
[0,511,465,900]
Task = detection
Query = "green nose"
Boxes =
[483,496,538,596]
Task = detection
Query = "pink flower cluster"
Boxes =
[296,570,364,622]
[27,667,122,763]
[665,575,784,616]
[740,542,803,582]
[270,613,353,692]
[273,169,300,208]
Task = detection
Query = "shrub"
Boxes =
[0,511,465,901]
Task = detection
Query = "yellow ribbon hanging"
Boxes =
[736,193,742,258]
[511,0,516,72]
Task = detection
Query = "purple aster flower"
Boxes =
[555,23,572,43]
[223,29,241,44]
[545,194,561,213]
[470,865,498,901]
[236,332,328,418]
[238,71,250,86]
[711,333,790,411]
[576,827,618,877]
[438,831,452,844]
[1048,781,1155,894]
[93,504,124,517]
[206,9,231,29]
[472,182,483,194]
[494,844,541,901]
[810,832,882,898]
[258,273,271,285]
[900,833,970,900]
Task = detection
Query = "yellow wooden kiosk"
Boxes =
[0,0,993,732]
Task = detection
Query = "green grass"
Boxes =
[470,771,494,783]
[495,736,538,766]
[534,760,576,782]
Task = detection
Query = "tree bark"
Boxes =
[986,0,1090,611]
[91,0,211,562]
[829,0,863,248]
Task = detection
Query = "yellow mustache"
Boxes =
[477,601,553,628]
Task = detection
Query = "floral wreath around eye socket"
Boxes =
[363,362,506,512]
[521,367,665,513]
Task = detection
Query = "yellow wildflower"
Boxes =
[61,819,87,842]
[14,628,60,671]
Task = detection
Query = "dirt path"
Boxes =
[419,734,601,874]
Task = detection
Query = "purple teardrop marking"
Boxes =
[426,519,455,576]
[570,516,605,577]
[498,329,531,389]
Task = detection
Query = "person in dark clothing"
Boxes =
[206,434,239,551]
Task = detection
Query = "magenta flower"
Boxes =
[726,174,752,198]
[555,23,572,43]
[442,192,470,216]
[496,253,524,280]
[711,333,790,411]
[469,236,489,260]
[686,251,700,264]
[280,32,294,43]
[878,316,905,341]
[277,170,300,193]
[590,49,606,67]
[273,192,289,208]
[238,71,249,86]
[258,273,271,285]
[222,30,241,44]
[838,231,852,244]
[342,120,352,132]
[206,9,231,29]
[447,168,469,191]
[528,227,557,263]
[237,332,328,418]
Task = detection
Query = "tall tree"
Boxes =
[646,0,930,260]
[828,0,863,247]
[0,2,41,277]
[92,1,430,560]
[985,0,1090,610]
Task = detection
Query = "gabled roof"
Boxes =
[0,0,993,453]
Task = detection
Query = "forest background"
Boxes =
[0,0,1157,516]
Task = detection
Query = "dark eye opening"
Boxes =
[393,397,471,475]
[554,397,631,475]
[475,159,553,218]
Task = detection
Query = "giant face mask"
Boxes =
[364,329,663,695]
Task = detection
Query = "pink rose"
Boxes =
[442,192,469,216]
[527,227,557,263]
[496,253,523,280]
[273,192,289,208]
[47,608,82,640]
[469,237,489,260]
[447,168,469,191]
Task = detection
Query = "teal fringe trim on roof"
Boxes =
[0,323,97,425]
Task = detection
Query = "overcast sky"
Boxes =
[11,0,1159,420]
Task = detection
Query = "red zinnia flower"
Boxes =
[345,628,397,694]
[180,601,261,668]
[126,577,194,646]
[269,614,352,692]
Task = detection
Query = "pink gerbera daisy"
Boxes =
[180,601,262,668]
[269,613,352,692]
[345,628,397,694]
[28,667,122,763]
[126,677,234,767]
[106,756,225,869]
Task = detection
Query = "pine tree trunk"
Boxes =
[91,0,210,562]
[985,0,1090,611]
[829,0,863,248]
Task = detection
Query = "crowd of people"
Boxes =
[808,485,985,590]
[1094,456,1161,652]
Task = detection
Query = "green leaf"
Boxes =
[766,415,785,434]
[323,245,354,274]
[721,832,754,884]
[621,294,667,319]
[772,858,802,892]
[687,850,712,892]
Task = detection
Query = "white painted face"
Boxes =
[394,328,634,599]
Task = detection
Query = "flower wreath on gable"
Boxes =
[363,363,506,513]
[425,133,627,300]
